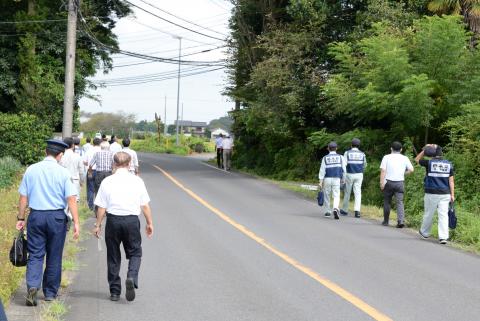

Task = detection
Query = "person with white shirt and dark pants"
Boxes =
[60,137,85,202]
[341,138,366,218]
[222,135,234,171]
[93,152,154,302]
[319,142,346,219]
[380,141,414,228]
[215,134,224,169]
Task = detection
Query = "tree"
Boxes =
[428,0,480,37]
[80,112,135,138]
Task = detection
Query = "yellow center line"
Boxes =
[152,164,393,321]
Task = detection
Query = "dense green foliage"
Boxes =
[80,111,137,138]
[227,0,479,234]
[0,156,22,189]
[130,135,215,156]
[0,113,51,164]
[0,0,130,131]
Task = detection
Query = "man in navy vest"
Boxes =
[319,142,346,219]
[340,138,367,218]
[415,144,455,244]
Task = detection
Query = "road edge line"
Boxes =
[152,164,393,321]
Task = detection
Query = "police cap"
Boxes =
[328,141,338,149]
[46,139,68,153]
[352,138,361,146]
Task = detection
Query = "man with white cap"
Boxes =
[341,138,367,218]
[319,141,346,219]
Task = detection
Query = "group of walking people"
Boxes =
[319,138,455,244]
[14,135,154,308]
[215,133,234,171]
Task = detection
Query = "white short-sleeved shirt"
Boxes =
[380,152,414,182]
[109,141,123,154]
[123,147,139,173]
[94,168,150,216]
[222,138,233,150]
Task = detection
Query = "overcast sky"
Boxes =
[79,0,233,125]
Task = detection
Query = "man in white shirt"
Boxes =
[222,135,234,171]
[319,142,346,219]
[380,141,414,228]
[93,152,154,302]
[82,137,92,154]
[83,138,101,211]
[109,135,122,154]
[122,138,139,175]
[60,137,85,202]
[215,134,224,169]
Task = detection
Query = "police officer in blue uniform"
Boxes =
[341,138,367,218]
[415,144,455,244]
[16,139,80,306]
[319,142,346,219]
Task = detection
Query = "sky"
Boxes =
[79,0,233,125]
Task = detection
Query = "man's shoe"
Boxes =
[340,209,348,216]
[26,288,38,307]
[419,230,429,239]
[324,212,331,217]
[333,209,340,220]
[439,239,447,244]
[125,278,136,302]
[44,296,55,302]
[396,222,405,228]
[110,294,120,301]
[381,221,389,226]
[354,211,361,218]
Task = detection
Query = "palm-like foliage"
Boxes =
[428,0,480,35]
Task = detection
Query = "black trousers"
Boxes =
[105,214,142,295]
[216,148,223,168]
[94,171,112,195]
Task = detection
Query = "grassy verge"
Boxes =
[228,163,480,254]
[0,179,26,306]
[130,135,214,156]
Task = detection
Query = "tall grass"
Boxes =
[0,157,22,189]
[130,134,214,155]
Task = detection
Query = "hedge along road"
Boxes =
[65,153,480,321]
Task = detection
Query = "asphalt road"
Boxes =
[64,153,480,321]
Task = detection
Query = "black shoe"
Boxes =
[419,230,429,239]
[324,212,331,217]
[44,296,56,302]
[333,209,340,220]
[354,211,361,218]
[110,294,120,301]
[396,222,405,228]
[381,221,389,226]
[439,239,447,244]
[340,209,348,216]
[26,288,38,307]
[125,278,135,302]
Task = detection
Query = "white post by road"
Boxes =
[174,36,182,146]
[62,0,78,138]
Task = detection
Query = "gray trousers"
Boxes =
[323,177,341,213]
[223,149,232,170]
[342,173,363,212]
[383,180,405,223]
[421,194,450,240]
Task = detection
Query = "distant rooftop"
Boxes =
[174,120,207,127]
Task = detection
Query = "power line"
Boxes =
[0,19,67,24]
[123,0,225,41]
[97,66,210,83]
[136,0,226,36]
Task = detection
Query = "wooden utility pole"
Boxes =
[155,112,162,143]
[62,0,78,138]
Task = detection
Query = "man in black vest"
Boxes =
[415,144,455,244]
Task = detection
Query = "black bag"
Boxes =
[9,229,28,267]
[317,190,324,206]
[448,202,457,229]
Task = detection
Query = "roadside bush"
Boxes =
[0,157,22,189]
[0,113,52,165]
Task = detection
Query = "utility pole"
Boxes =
[164,95,168,136]
[180,103,184,135]
[174,36,182,146]
[62,0,78,138]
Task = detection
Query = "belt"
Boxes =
[30,208,64,212]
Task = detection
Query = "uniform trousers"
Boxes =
[86,170,96,210]
[105,214,142,295]
[383,180,405,223]
[323,177,341,213]
[216,148,223,168]
[223,149,232,170]
[26,209,67,298]
[0,300,7,321]
[342,173,363,212]
[420,194,450,240]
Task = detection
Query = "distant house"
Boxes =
[174,120,208,137]
[211,128,229,140]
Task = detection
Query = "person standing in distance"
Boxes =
[222,135,234,171]
[415,144,455,244]
[60,137,85,203]
[93,152,154,302]
[16,140,80,306]
[109,135,122,154]
[340,138,367,218]
[215,134,224,169]
[319,142,346,220]
[380,141,414,228]
[83,137,101,211]
[122,138,139,175]
[82,137,92,154]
